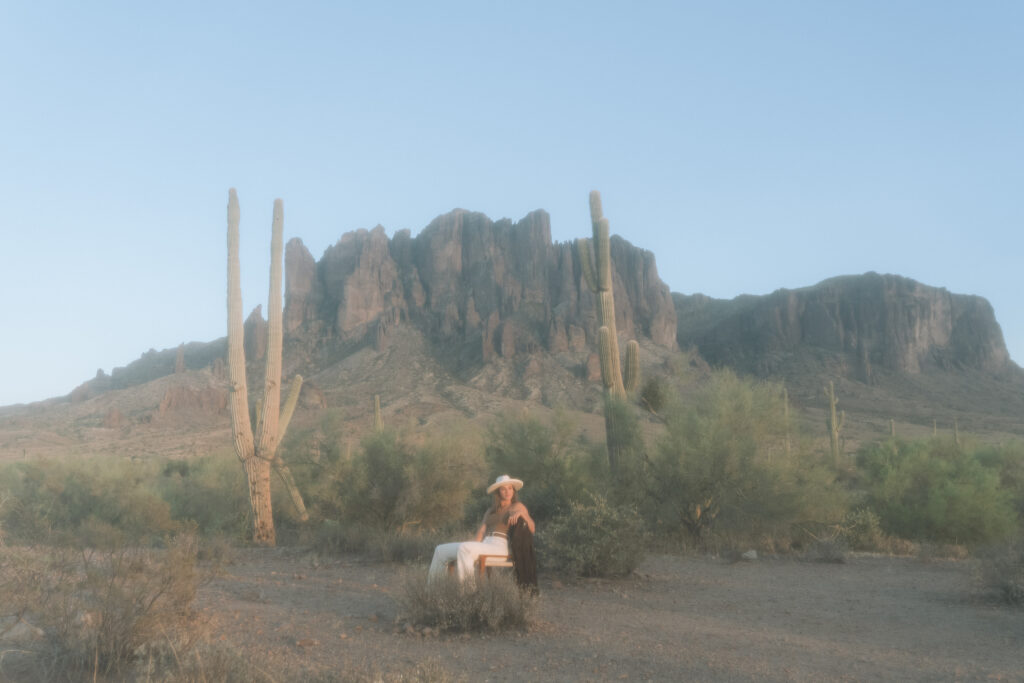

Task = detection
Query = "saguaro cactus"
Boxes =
[226,189,307,545]
[577,191,640,471]
[577,191,640,400]
[824,380,845,468]
[373,394,384,432]
[782,386,791,456]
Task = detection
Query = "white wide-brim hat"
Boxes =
[487,474,524,494]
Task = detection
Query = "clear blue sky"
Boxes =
[2,1,1022,406]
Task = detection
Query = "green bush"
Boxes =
[647,369,845,547]
[539,492,646,577]
[0,458,181,547]
[483,409,591,523]
[156,453,251,539]
[856,438,1020,546]
[639,375,668,414]
[975,440,1024,521]
[401,570,534,632]
[840,508,891,553]
[320,430,483,533]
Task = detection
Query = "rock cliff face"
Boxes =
[283,209,677,365]
[675,273,1012,381]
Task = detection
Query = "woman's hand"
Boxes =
[507,505,535,533]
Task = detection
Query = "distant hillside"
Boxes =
[674,273,1024,436]
[3,212,1022,462]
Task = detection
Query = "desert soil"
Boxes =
[195,548,1023,682]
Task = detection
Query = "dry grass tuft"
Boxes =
[0,534,207,681]
[400,570,534,633]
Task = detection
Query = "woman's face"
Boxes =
[497,484,515,502]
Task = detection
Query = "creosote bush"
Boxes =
[538,492,646,577]
[401,571,534,633]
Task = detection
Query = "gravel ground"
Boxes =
[193,548,1024,682]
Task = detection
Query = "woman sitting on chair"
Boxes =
[428,474,535,583]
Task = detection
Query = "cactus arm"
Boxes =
[278,374,303,443]
[623,340,639,394]
[226,188,254,463]
[588,189,603,223]
[270,374,308,522]
[256,199,285,460]
[594,216,612,292]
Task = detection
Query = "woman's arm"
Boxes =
[474,507,491,542]
[508,503,535,534]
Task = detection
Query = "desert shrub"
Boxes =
[311,520,443,562]
[639,375,668,414]
[156,453,251,539]
[0,457,180,547]
[974,440,1024,520]
[856,438,1019,546]
[401,571,534,632]
[334,431,483,532]
[0,534,203,681]
[648,369,845,546]
[538,492,646,577]
[976,540,1024,606]
[840,508,891,553]
[483,409,592,523]
[195,533,238,568]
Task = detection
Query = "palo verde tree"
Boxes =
[226,189,308,546]
[576,190,640,473]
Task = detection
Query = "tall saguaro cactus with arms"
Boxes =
[577,191,640,472]
[226,189,307,546]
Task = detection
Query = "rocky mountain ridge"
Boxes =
[674,272,1014,381]
[3,207,1022,460]
[282,208,676,367]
